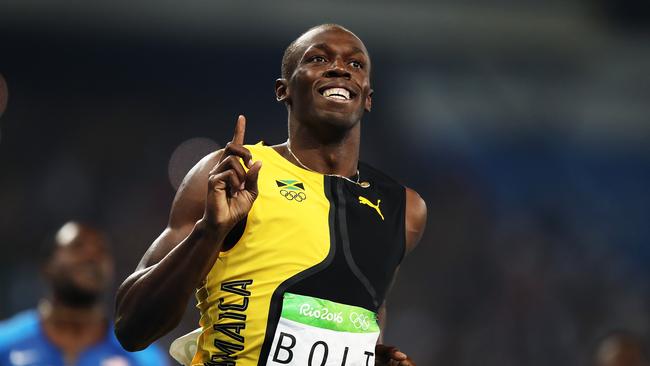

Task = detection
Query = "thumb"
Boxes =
[245,160,262,194]
[391,350,408,360]
[375,344,396,362]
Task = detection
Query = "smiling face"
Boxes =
[277,26,373,131]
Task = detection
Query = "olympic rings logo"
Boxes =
[280,189,307,202]
[349,312,371,330]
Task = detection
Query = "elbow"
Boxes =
[114,281,155,351]
[113,309,183,352]
[112,272,187,352]
[114,317,151,352]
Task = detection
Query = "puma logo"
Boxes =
[358,196,384,221]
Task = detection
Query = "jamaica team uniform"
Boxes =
[192,143,406,366]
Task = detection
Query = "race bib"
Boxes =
[266,293,380,366]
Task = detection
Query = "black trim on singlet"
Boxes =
[347,162,407,304]
[221,217,247,251]
[256,177,338,365]
[283,165,406,312]
[336,180,380,308]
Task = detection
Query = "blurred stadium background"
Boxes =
[1,0,649,365]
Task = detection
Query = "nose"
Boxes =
[323,58,351,79]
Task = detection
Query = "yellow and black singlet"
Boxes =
[192,143,406,366]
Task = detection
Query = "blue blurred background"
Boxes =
[1,1,649,365]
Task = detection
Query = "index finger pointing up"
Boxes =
[232,115,246,145]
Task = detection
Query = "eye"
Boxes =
[349,60,364,69]
[309,56,327,63]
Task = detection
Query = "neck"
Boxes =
[286,117,360,177]
[39,298,107,360]
[39,297,105,333]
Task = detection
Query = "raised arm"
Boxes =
[114,116,262,351]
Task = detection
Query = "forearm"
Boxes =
[114,220,225,350]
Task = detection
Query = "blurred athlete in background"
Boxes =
[115,24,426,366]
[594,331,650,366]
[0,221,167,366]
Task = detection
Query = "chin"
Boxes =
[316,111,358,129]
[311,104,364,130]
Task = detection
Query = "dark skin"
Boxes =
[115,26,427,366]
[42,222,114,365]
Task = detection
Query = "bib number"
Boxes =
[266,293,380,366]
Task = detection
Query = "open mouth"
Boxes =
[319,87,356,101]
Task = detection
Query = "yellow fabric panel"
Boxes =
[192,143,331,365]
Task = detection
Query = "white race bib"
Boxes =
[266,293,380,366]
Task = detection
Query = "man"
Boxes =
[115,24,427,366]
[0,221,167,366]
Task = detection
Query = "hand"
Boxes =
[202,115,262,235]
[375,344,416,366]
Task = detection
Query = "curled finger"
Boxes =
[221,142,253,167]
[209,170,242,194]
[210,155,247,182]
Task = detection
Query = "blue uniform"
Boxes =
[0,310,168,366]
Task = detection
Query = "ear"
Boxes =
[275,78,289,104]
[364,88,373,112]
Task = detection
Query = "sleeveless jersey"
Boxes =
[192,143,406,366]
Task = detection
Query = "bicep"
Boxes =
[404,188,427,255]
[136,150,223,270]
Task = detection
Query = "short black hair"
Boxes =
[280,23,355,80]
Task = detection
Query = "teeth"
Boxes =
[322,87,350,100]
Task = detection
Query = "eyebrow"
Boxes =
[311,43,367,57]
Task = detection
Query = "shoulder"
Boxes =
[174,150,223,201]
[167,150,224,226]
[0,310,40,352]
[171,143,261,212]
[404,187,427,255]
[358,162,427,254]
